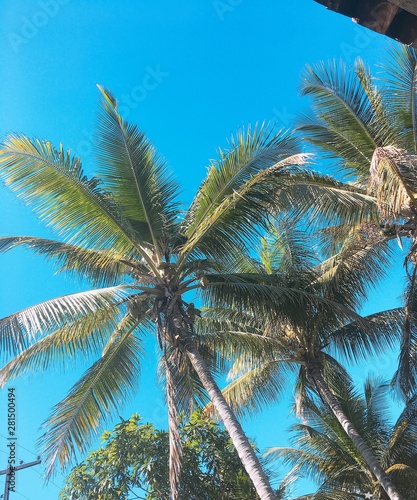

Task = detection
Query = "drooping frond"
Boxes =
[325,308,402,364]
[95,86,180,259]
[386,394,417,468]
[202,272,364,328]
[0,236,134,286]
[0,136,139,256]
[195,329,288,377]
[370,146,417,219]
[0,304,123,387]
[0,286,131,357]
[40,315,147,477]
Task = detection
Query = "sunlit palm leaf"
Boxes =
[257,222,317,275]
[0,286,130,357]
[96,86,180,258]
[221,360,291,418]
[277,170,377,229]
[314,224,392,310]
[0,306,123,387]
[299,58,381,181]
[180,126,304,259]
[0,236,133,286]
[40,315,147,476]
[0,136,139,256]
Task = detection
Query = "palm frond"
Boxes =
[221,360,290,418]
[195,329,289,376]
[0,236,134,286]
[276,170,378,230]
[202,272,365,328]
[392,263,417,401]
[313,224,393,311]
[0,136,139,256]
[95,86,180,259]
[386,394,417,467]
[383,44,417,152]
[299,58,381,181]
[384,463,417,498]
[354,58,395,147]
[40,315,147,477]
[0,305,123,387]
[180,125,303,259]
[0,286,131,358]
[370,146,417,219]
[258,221,317,275]
[325,308,402,364]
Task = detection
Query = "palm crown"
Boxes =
[268,377,417,499]
[0,83,375,499]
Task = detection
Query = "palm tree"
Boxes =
[266,377,417,499]
[207,222,404,499]
[298,45,417,403]
[0,86,374,498]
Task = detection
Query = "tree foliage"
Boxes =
[59,410,268,500]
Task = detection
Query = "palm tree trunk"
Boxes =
[307,361,404,500]
[165,354,182,500]
[183,334,277,500]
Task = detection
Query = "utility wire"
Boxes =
[29,466,63,491]
[0,434,67,480]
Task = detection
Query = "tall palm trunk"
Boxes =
[165,354,182,500]
[183,333,277,500]
[307,360,404,500]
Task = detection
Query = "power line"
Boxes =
[28,466,63,491]
[0,437,37,459]
[0,435,67,480]
[0,460,41,500]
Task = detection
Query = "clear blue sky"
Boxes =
[0,1,404,498]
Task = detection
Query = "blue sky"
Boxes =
[0,1,405,498]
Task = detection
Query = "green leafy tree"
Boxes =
[0,86,370,499]
[60,410,273,500]
[267,377,417,499]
